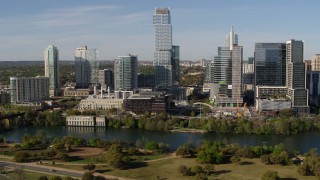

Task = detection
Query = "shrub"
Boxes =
[261,170,279,180]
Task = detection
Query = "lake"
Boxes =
[3,126,320,153]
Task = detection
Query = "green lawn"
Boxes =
[43,157,319,179]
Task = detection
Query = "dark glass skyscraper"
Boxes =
[254,43,286,87]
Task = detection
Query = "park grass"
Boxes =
[43,157,319,179]
[106,157,319,180]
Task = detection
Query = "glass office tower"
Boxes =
[44,45,59,96]
[153,7,172,88]
[254,43,286,86]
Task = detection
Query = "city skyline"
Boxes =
[0,0,319,61]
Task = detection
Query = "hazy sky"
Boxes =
[0,0,319,61]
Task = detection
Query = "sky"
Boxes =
[0,0,319,61]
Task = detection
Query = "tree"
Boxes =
[83,163,96,172]
[230,156,241,164]
[261,170,279,180]
[105,144,129,169]
[14,152,30,162]
[82,172,94,180]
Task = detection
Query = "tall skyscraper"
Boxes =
[114,55,138,91]
[44,45,59,96]
[171,45,180,85]
[286,39,309,113]
[254,43,286,86]
[10,76,49,103]
[153,7,172,88]
[75,46,99,88]
[211,27,243,106]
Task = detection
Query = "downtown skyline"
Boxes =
[0,0,319,61]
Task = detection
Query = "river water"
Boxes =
[2,126,320,153]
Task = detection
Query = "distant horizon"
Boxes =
[0,0,319,61]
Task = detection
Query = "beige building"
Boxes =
[311,54,320,71]
[66,116,106,127]
[64,87,89,97]
[79,98,123,110]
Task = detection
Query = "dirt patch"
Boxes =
[68,147,104,157]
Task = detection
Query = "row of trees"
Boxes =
[176,141,292,166]
[102,113,319,135]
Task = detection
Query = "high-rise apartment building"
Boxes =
[171,45,180,85]
[153,7,173,88]
[286,39,309,113]
[44,45,59,96]
[10,76,49,103]
[254,43,286,86]
[211,27,243,106]
[311,54,320,71]
[114,55,138,91]
[98,69,113,90]
[75,46,99,88]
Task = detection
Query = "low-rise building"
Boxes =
[255,86,290,112]
[63,87,89,97]
[256,99,291,112]
[79,98,123,110]
[66,116,106,127]
[124,92,172,114]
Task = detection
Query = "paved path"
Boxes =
[0,161,135,180]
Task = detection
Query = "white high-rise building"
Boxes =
[10,76,49,104]
[153,7,173,88]
[44,45,59,96]
[211,27,243,107]
[286,39,309,114]
[226,26,238,51]
[75,46,99,88]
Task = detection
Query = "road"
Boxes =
[0,161,134,180]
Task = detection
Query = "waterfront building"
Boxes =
[44,45,59,96]
[153,7,173,88]
[75,46,99,88]
[254,43,286,86]
[66,116,106,127]
[124,92,172,114]
[10,76,49,103]
[286,40,309,113]
[211,27,243,106]
[311,54,320,71]
[114,55,138,91]
[98,69,113,90]
[255,86,290,112]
